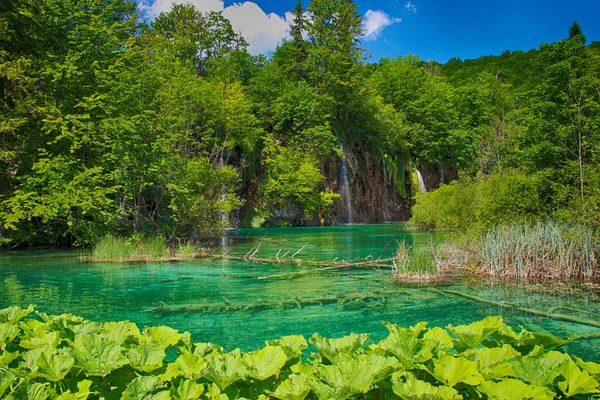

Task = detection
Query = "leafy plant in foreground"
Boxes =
[0,305,599,399]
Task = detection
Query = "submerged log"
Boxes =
[432,288,600,329]
[144,289,401,315]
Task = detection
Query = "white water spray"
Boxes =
[416,169,427,195]
[339,142,353,223]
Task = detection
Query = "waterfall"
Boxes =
[416,169,427,195]
[219,154,230,231]
[339,142,354,223]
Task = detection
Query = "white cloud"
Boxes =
[145,0,292,55]
[223,3,292,55]
[362,10,401,41]
[405,1,417,13]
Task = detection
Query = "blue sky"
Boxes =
[142,0,600,63]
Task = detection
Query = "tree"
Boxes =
[568,21,586,45]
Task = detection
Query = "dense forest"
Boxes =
[0,0,599,247]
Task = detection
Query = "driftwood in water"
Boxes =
[432,288,600,329]
[145,289,400,315]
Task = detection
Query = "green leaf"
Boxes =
[574,356,600,381]
[463,344,520,379]
[478,379,554,400]
[309,332,369,363]
[20,331,60,350]
[243,346,288,380]
[104,321,141,345]
[423,326,454,355]
[204,383,228,400]
[557,360,600,397]
[0,323,19,349]
[0,350,19,368]
[266,335,308,360]
[512,350,570,387]
[146,326,181,350]
[70,334,128,376]
[446,316,504,350]
[5,379,50,400]
[431,354,484,387]
[391,372,461,400]
[176,350,207,379]
[0,371,16,398]
[121,376,168,400]
[374,322,435,368]
[128,340,167,373]
[315,353,401,399]
[56,381,93,400]
[202,350,248,391]
[0,305,35,324]
[36,352,74,382]
[269,374,311,400]
[172,379,204,400]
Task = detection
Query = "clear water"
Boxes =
[0,224,598,361]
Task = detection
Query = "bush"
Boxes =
[411,172,545,235]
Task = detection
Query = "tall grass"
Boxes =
[478,221,598,280]
[93,235,134,261]
[142,237,169,259]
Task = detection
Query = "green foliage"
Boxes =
[411,173,544,234]
[1,306,599,399]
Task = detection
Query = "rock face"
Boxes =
[416,161,458,193]
[324,143,412,224]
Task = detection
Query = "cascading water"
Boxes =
[416,169,427,195]
[220,155,229,247]
[339,142,354,223]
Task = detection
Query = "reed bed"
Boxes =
[88,235,201,262]
[478,221,598,280]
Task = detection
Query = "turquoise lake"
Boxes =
[0,224,598,361]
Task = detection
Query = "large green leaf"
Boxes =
[55,380,94,400]
[0,305,35,325]
[431,354,484,387]
[266,335,308,360]
[391,372,461,400]
[202,350,248,390]
[512,350,570,387]
[574,356,600,381]
[0,371,16,398]
[171,379,204,400]
[20,331,60,350]
[0,322,19,349]
[128,340,167,373]
[0,350,19,368]
[446,316,504,350]
[175,350,208,379]
[243,346,288,380]
[36,352,75,382]
[478,379,554,400]
[373,322,435,368]
[490,324,534,348]
[269,374,311,400]
[309,332,370,363]
[463,344,520,379]
[70,334,128,376]
[121,376,170,400]
[146,326,181,351]
[557,360,600,397]
[315,353,401,399]
[104,321,141,345]
[422,326,454,355]
[5,379,50,400]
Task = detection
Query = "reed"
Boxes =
[92,235,134,261]
[478,221,598,280]
[142,236,169,259]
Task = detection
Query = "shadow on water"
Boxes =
[0,223,598,361]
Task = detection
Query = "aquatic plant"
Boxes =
[1,306,599,399]
[478,221,598,280]
[142,236,170,259]
[92,235,134,261]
